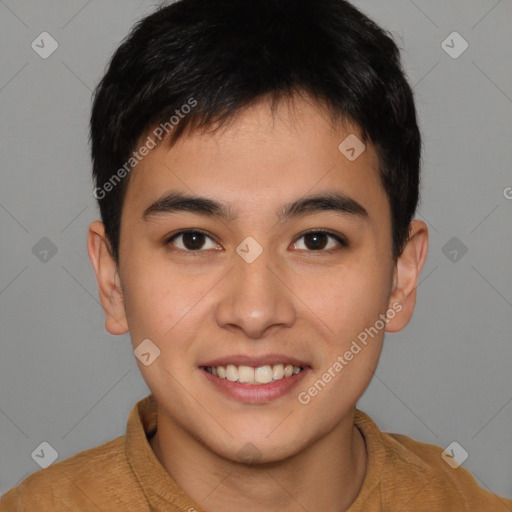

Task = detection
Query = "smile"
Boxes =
[204,364,303,385]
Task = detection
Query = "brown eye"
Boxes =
[303,232,329,250]
[292,230,347,251]
[181,231,206,250]
[167,230,220,252]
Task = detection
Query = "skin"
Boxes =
[88,93,428,512]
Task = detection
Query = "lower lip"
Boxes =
[201,367,309,404]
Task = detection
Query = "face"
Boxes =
[92,94,415,463]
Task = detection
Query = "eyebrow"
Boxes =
[278,193,368,221]
[143,192,235,221]
[142,191,368,222]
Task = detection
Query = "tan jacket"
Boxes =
[2,394,511,511]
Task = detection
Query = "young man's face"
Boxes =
[90,94,424,463]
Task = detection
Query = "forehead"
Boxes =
[123,95,386,220]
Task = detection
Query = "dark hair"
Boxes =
[90,0,421,264]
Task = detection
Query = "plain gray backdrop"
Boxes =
[1,0,511,501]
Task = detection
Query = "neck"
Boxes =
[150,409,367,512]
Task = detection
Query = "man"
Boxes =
[2,0,510,510]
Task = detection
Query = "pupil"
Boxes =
[305,233,327,250]
[183,232,205,250]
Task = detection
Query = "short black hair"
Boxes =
[90,0,421,264]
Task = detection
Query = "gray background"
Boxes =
[1,0,511,501]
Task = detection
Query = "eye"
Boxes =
[166,230,221,252]
[292,230,347,251]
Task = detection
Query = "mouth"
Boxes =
[203,363,303,385]
[200,356,310,403]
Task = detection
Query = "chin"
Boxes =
[207,425,310,465]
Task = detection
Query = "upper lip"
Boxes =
[200,354,309,368]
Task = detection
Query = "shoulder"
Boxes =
[0,435,145,512]
[384,431,512,511]
[354,411,512,511]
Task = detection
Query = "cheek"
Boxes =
[120,254,220,371]
[120,255,190,343]
[299,258,391,340]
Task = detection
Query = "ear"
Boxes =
[87,220,129,335]
[386,220,429,333]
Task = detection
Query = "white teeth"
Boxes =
[238,365,255,383]
[206,363,303,383]
[255,365,273,384]
[273,364,284,380]
[226,364,238,382]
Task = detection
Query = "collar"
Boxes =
[124,394,387,511]
[124,394,204,511]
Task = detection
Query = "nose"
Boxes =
[214,249,297,339]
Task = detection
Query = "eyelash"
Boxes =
[164,229,348,255]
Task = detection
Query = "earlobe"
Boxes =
[386,220,429,333]
[87,220,129,335]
